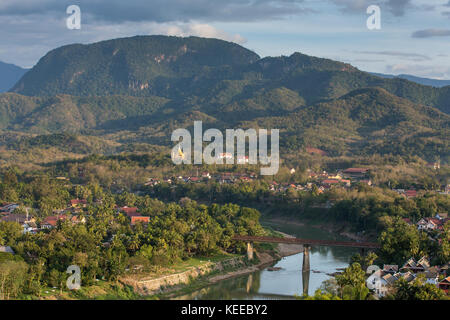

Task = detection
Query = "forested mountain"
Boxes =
[0,61,28,92]
[10,36,450,114]
[11,36,260,97]
[1,35,449,163]
[249,88,449,159]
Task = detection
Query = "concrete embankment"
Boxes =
[119,257,248,296]
[120,241,305,296]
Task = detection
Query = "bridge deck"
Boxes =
[232,235,380,249]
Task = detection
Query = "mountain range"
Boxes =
[370,72,450,88]
[0,61,28,93]
[0,35,448,164]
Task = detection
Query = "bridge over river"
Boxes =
[232,235,380,295]
[232,235,380,248]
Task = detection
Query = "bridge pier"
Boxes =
[302,244,311,272]
[247,242,254,261]
[302,269,310,296]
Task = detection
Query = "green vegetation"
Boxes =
[0,35,448,166]
[0,170,265,299]
[0,35,448,300]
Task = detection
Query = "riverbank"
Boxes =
[208,235,304,284]
[37,218,353,300]
[133,241,304,299]
[119,217,366,299]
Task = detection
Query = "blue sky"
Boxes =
[1,0,449,79]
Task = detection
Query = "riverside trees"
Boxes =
[0,191,264,299]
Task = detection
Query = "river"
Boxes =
[175,220,359,300]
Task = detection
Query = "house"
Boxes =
[1,213,35,225]
[404,190,418,198]
[119,206,139,217]
[69,199,87,208]
[41,215,68,229]
[439,276,450,293]
[401,258,419,273]
[360,179,372,186]
[401,257,430,273]
[0,203,19,213]
[342,168,370,179]
[383,265,399,274]
[131,216,150,226]
[417,256,431,270]
[23,222,38,234]
[398,271,415,283]
[322,179,340,186]
[218,173,235,184]
[417,218,439,231]
[420,267,439,286]
[382,273,398,286]
[436,213,448,220]
[366,270,391,298]
[327,174,342,180]
[0,246,15,254]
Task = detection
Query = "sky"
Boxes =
[0,0,449,79]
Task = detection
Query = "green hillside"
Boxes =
[10,36,450,114]
[11,36,260,97]
[248,88,449,160]
[0,35,448,165]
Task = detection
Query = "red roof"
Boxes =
[405,190,417,197]
[131,216,150,225]
[70,199,87,205]
[43,215,68,226]
[429,218,440,225]
[120,207,139,217]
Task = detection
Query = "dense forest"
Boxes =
[0,169,264,299]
